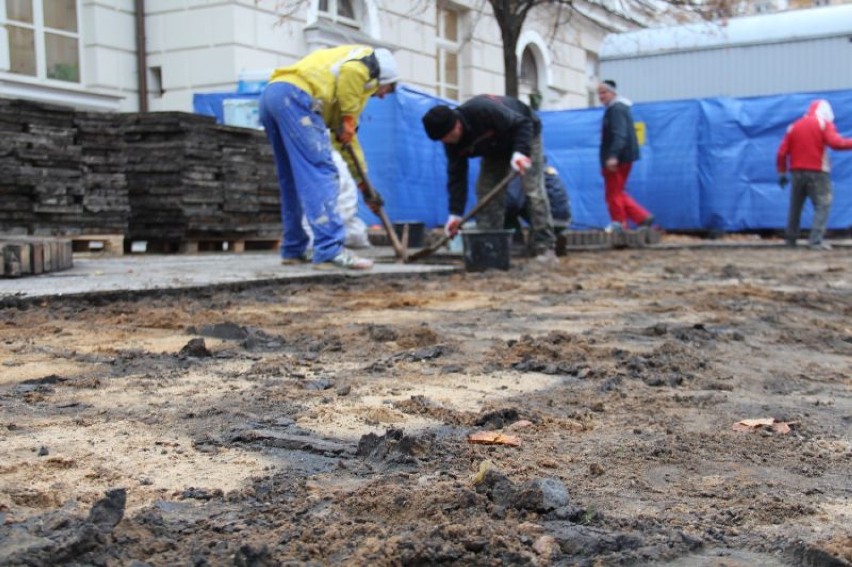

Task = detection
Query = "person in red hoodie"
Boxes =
[776,99,852,250]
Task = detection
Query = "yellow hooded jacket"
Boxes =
[269,45,380,183]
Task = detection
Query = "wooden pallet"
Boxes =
[0,237,73,278]
[558,228,662,251]
[69,233,125,256]
[133,238,281,254]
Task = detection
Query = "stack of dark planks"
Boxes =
[123,113,281,245]
[75,111,131,234]
[0,98,129,237]
[0,97,283,256]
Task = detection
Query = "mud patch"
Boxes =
[1,247,850,565]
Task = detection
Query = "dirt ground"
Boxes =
[0,244,850,566]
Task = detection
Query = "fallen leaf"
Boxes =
[507,419,533,431]
[732,417,797,434]
[737,418,775,428]
[468,431,521,447]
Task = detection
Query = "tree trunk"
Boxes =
[502,29,520,97]
[490,0,525,98]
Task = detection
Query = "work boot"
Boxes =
[639,215,655,229]
[314,250,374,271]
[808,242,832,251]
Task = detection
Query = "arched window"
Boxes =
[519,47,538,92]
[516,32,553,109]
[518,46,540,109]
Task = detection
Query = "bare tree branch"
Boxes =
[259,0,720,100]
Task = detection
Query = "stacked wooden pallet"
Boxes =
[0,97,286,257]
[218,125,281,239]
[123,113,281,247]
[0,99,129,237]
[559,228,662,250]
[74,111,131,235]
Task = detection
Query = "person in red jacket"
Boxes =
[776,99,852,250]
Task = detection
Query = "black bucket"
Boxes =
[461,229,514,272]
[392,221,425,248]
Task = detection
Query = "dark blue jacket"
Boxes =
[600,100,639,167]
[505,166,571,227]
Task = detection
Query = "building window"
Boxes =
[319,0,360,29]
[2,0,80,83]
[519,46,540,107]
[752,1,774,13]
[519,47,538,90]
[436,5,460,101]
[585,50,599,107]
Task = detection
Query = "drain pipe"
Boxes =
[134,0,148,112]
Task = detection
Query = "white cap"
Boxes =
[374,48,399,85]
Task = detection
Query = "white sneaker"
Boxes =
[533,249,559,266]
[808,242,832,251]
[344,233,372,249]
[314,250,374,271]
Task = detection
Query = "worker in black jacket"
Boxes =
[422,95,556,260]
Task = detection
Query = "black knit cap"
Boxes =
[422,105,457,140]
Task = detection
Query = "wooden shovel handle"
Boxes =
[342,144,406,260]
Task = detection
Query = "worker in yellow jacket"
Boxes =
[260,45,399,270]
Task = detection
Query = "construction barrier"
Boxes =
[194,87,852,233]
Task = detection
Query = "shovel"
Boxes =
[406,170,519,263]
[343,144,407,261]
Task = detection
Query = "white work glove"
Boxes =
[444,214,463,237]
[510,151,532,175]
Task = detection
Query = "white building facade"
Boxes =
[0,0,651,114]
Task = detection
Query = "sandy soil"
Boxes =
[0,244,850,566]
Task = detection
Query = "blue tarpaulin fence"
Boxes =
[194,87,852,232]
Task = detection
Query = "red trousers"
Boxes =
[602,162,650,226]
